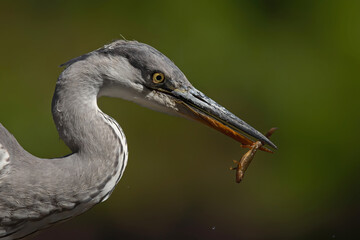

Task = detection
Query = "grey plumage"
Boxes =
[0,40,276,239]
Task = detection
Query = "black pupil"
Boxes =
[156,75,162,81]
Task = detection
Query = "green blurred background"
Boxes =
[0,0,359,239]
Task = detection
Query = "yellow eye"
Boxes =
[152,72,165,83]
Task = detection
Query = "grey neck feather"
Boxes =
[52,54,123,154]
[52,65,103,154]
[51,54,128,200]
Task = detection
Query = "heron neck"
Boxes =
[51,67,126,158]
[49,66,128,204]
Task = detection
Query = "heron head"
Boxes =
[94,40,276,149]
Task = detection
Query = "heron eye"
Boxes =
[152,72,165,84]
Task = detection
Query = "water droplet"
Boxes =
[211,226,216,230]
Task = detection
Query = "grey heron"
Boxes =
[0,40,276,239]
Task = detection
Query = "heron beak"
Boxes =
[171,87,277,152]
